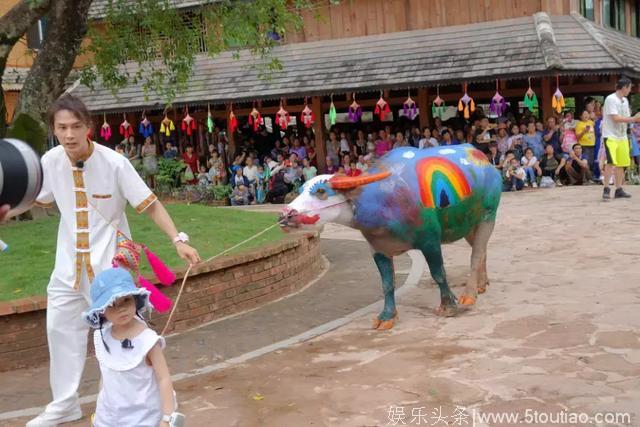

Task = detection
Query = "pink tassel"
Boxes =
[139,275,173,312]
[143,246,176,286]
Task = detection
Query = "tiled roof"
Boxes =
[70,12,640,113]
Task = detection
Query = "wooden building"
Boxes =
[6,0,640,170]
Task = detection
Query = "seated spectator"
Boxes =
[452,129,465,145]
[375,130,393,157]
[542,117,562,154]
[230,167,249,188]
[302,158,317,182]
[496,124,509,155]
[290,137,307,160]
[393,131,409,148]
[265,171,289,204]
[197,165,211,186]
[356,155,368,173]
[539,144,566,186]
[325,156,337,174]
[499,150,515,172]
[474,117,495,154]
[347,162,362,176]
[440,130,454,146]
[487,142,501,168]
[508,125,525,160]
[284,160,303,187]
[523,122,544,160]
[243,157,258,188]
[271,140,284,160]
[255,165,267,204]
[339,132,351,155]
[564,144,592,185]
[163,141,178,159]
[231,184,250,206]
[336,165,346,176]
[418,127,438,149]
[115,144,126,156]
[207,151,224,185]
[504,158,525,192]
[521,148,540,188]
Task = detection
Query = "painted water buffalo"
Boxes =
[279,145,502,329]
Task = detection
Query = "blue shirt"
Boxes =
[523,133,544,159]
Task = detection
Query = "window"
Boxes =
[136,10,207,57]
[26,17,47,50]
[602,0,626,32]
[581,0,595,21]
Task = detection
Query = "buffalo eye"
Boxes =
[315,188,328,200]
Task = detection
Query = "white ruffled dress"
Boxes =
[93,321,165,427]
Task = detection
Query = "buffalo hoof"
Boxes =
[372,319,396,330]
[434,304,458,317]
[373,310,398,330]
[458,294,476,306]
[478,281,490,294]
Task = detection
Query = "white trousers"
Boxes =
[43,270,91,416]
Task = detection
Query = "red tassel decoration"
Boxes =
[143,246,176,286]
[139,275,173,312]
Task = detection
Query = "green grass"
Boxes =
[0,205,284,301]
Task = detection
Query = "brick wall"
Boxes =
[0,232,321,372]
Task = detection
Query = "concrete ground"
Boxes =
[3,186,640,426]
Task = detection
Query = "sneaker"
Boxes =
[603,187,611,200]
[532,182,538,188]
[26,409,82,427]
[614,188,632,199]
[555,180,563,187]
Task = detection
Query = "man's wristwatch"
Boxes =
[172,232,189,245]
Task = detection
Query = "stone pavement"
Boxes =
[4,187,640,426]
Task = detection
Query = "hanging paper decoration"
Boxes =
[181,106,197,136]
[552,76,565,114]
[100,113,112,141]
[276,99,291,129]
[457,83,475,120]
[207,104,214,134]
[348,93,362,123]
[403,90,418,120]
[248,104,263,132]
[160,109,175,137]
[432,86,446,119]
[489,80,508,116]
[329,94,337,126]
[228,105,238,134]
[301,97,314,128]
[119,114,134,139]
[138,110,153,139]
[374,91,391,120]
[523,77,539,112]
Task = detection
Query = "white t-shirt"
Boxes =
[243,165,258,182]
[35,142,155,290]
[602,93,630,139]
[521,156,538,167]
[93,322,166,427]
[340,138,350,153]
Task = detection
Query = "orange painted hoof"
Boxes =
[458,295,476,306]
[372,311,398,330]
[478,281,489,294]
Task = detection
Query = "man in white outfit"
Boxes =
[19,94,201,426]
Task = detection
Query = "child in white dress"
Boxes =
[83,267,183,427]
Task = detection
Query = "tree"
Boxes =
[0,0,323,152]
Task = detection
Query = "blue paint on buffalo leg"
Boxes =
[421,245,458,316]
[373,252,396,322]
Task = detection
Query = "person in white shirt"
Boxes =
[601,76,640,199]
[83,268,181,427]
[25,94,200,427]
[520,148,540,187]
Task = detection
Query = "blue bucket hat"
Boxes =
[83,267,151,328]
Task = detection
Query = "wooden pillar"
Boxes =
[417,88,430,129]
[541,77,554,121]
[311,96,326,173]
[225,103,236,163]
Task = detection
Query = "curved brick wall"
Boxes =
[0,232,321,371]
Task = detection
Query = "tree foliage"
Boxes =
[80,0,318,104]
